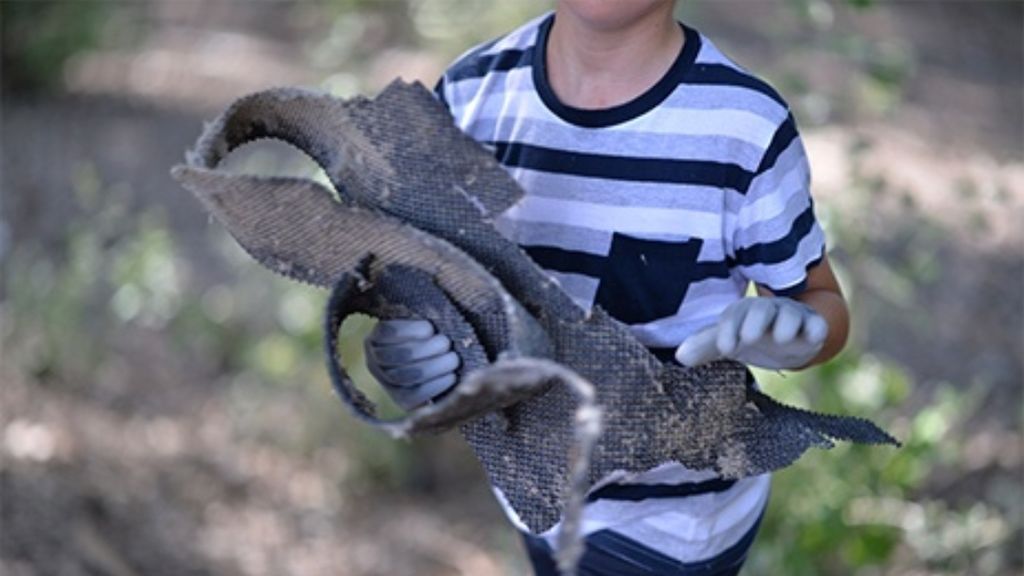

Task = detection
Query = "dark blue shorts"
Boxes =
[520,509,764,576]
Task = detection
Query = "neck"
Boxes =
[547,4,683,110]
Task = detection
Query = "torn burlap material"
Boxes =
[172,81,898,534]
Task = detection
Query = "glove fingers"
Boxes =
[384,351,460,388]
[772,302,804,344]
[716,299,751,356]
[675,325,722,367]
[365,347,392,387]
[739,299,778,345]
[370,333,452,366]
[802,312,829,346]
[388,373,458,410]
[369,319,435,344]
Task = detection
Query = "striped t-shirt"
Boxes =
[435,12,824,564]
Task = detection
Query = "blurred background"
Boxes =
[1,1,1021,575]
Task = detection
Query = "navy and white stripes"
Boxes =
[437,11,822,563]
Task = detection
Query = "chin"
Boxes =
[558,0,676,30]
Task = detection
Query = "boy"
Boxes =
[364,1,849,574]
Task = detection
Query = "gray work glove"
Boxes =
[675,296,828,370]
[364,319,460,410]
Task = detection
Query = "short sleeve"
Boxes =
[729,114,825,296]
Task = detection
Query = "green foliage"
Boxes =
[740,0,911,124]
[844,0,876,9]
[5,162,129,382]
[746,354,1010,575]
[1,0,111,93]
[5,235,104,382]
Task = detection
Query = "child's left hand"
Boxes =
[675,297,828,370]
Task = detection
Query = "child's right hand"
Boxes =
[364,319,460,410]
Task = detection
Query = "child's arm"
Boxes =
[675,255,848,371]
